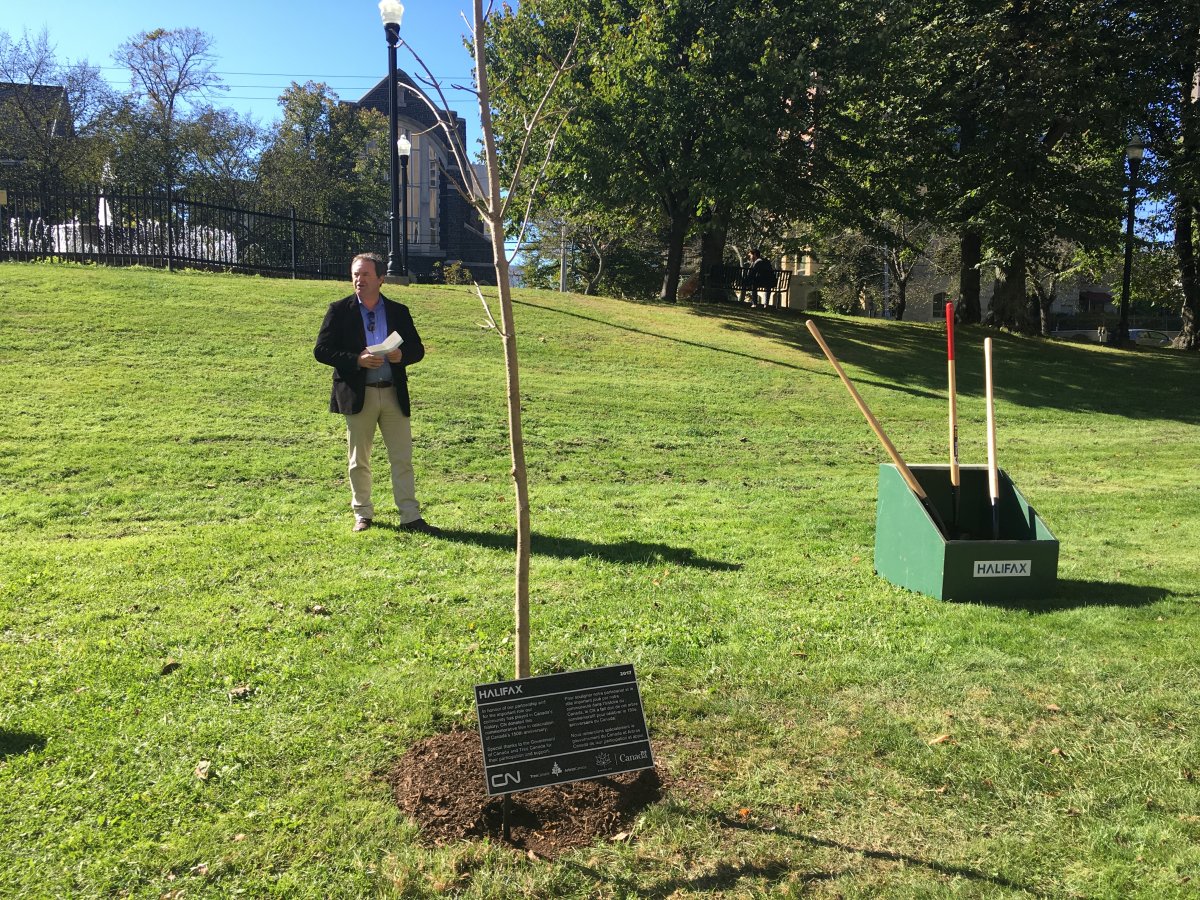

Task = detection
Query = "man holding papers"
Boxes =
[314,252,438,534]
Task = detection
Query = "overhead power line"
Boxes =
[96,65,472,81]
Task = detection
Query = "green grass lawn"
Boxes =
[1,261,1198,898]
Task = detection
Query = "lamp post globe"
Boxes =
[379,0,405,280]
[378,0,404,26]
[1117,138,1145,348]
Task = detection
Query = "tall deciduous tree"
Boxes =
[853,0,1136,328]
[1028,239,1110,336]
[487,0,822,302]
[111,28,227,194]
[256,81,388,227]
[1140,3,1200,350]
[183,107,263,206]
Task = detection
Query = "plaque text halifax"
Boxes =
[475,664,653,796]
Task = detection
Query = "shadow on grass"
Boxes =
[561,857,829,897]
[413,526,741,571]
[0,731,46,759]
[514,296,808,371]
[689,306,1200,423]
[982,578,1170,612]
[710,813,1040,894]
[514,297,970,402]
[561,809,1034,895]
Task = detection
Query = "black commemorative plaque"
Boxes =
[475,664,654,796]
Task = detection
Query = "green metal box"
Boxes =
[873,464,1059,602]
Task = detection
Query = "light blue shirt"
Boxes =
[357,298,393,384]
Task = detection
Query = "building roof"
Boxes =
[354,70,467,143]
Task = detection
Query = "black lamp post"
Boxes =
[1117,138,1145,347]
[398,134,411,278]
[379,0,405,280]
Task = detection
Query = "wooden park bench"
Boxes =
[704,264,792,308]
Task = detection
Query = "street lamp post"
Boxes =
[1117,138,1145,347]
[379,0,406,281]
[397,134,411,278]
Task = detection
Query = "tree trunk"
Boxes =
[581,234,607,296]
[959,229,982,323]
[699,208,730,302]
[1039,289,1054,337]
[956,101,982,324]
[990,250,1029,331]
[1176,203,1199,350]
[1175,47,1200,351]
[474,0,531,678]
[1032,277,1056,337]
[893,275,907,320]
[659,205,690,302]
[1027,286,1044,335]
[889,253,908,321]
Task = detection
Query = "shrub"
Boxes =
[443,261,473,285]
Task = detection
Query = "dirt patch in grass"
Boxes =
[390,730,666,857]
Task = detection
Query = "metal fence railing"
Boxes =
[0,185,388,280]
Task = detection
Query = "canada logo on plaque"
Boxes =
[474,664,654,796]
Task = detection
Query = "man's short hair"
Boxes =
[351,252,386,277]
[749,247,762,257]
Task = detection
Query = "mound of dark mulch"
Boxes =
[390,729,665,857]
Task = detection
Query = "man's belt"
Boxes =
[365,381,393,388]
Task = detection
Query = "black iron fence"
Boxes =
[0,185,387,280]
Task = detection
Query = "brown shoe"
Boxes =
[398,517,441,535]
[353,517,373,532]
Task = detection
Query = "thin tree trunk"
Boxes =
[474,0,531,678]
[1176,45,1200,351]
[582,236,606,296]
[1177,204,1199,350]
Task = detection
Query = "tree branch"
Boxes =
[473,282,503,336]
[497,25,580,222]
[507,107,573,262]
[398,40,487,203]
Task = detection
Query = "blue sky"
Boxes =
[2,0,484,145]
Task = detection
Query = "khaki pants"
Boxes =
[345,386,420,523]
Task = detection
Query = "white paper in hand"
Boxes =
[367,330,403,356]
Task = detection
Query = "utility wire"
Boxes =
[96,65,472,80]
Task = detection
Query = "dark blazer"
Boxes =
[747,257,776,288]
[314,294,426,416]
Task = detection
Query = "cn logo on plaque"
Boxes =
[474,664,654,796]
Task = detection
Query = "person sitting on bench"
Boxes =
[742,248,775,307]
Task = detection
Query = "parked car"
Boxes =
[1131,329,1173,347]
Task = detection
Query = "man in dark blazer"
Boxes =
[314,252,438,533]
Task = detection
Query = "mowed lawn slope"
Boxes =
[1,262,1198,898]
